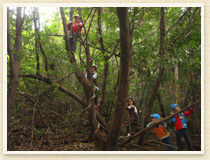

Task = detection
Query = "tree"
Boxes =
[7,7,25,133]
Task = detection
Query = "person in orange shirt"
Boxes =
[147,114,176,151]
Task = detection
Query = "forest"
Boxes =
[7,6,201,151]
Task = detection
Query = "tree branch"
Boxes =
[120,100,201,146]
[166,7,192,34]
[166,8,198,51]
[19,73,87,107]
[133,7,145,30]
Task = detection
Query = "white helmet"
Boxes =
[74,14,80,18]
[92,64,98,70]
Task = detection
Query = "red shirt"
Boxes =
[67,22,83,34]
[171,109,193,131]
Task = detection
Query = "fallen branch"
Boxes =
[119,100,201,147]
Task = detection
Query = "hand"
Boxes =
[170,111,174,115]
[69,21,72,24]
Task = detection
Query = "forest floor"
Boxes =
[7,103,201,151]
[7,119,201,151]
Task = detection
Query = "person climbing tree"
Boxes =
[67,14,83,53]
[147,114,176,151]
[125,97,138,137]
[85,64,99,108]
[170,104,194,151]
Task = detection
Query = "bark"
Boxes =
[104,7,130,150]
[183,73,190,107]
[7,7,24,133]
[33,8,40,71]
[120,100,201,147]
[69,7,74,37]
[97,8,105,51]
[157,92,167,118]
[175,63,179,104]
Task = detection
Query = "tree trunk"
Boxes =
[33,8,40,72]
[138,7,166,145]
[157,92,167,118]
[175,63,179,104]
[7,7,24,133]
[104,7,130,150]
[69,7,74,37]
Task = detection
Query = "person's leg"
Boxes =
[71,33,78,53]
[131,123,137,135]
[162,138,170,151]
[163,136,176,151]
[182,128,194,151]
[126,124,130,136]
[175,130,183,151]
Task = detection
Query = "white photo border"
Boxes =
[3,3,204,155]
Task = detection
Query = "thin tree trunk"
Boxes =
[175,63,179,104]
[157,92,167,118]
[138,7,166,145]
[69,7,74,37]
[183,73,190,107]
[33,7,48,72]
[7,7,24,133]
[33,8,40,71]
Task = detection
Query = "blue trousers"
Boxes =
[162,136,176,151]
[175,128,194,151]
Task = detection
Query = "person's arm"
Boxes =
[171,117,177,123]
[184,108,193,117]
[129,105,138,115]
[146,122,153,128]
[79,21,83,28]
[170,111,177,122]
[162,121,167,128]
[126,106,130,110]
[133,106,138,115]
[67,21,72,31]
